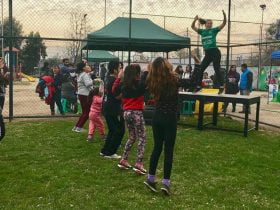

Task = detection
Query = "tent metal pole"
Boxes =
[8,0,13,122]
[189,46,191,66]
[128,0,132,65]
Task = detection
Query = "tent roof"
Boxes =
[87,50,119,62]
[83,17,190,52]
[271,50,280,59]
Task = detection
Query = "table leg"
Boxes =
[198,100,204,130]
[213,102,218,126]
[255,102,260,131]
[244,104,249,137]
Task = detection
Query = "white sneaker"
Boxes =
[72,127,77,132]
[75,127,87,133]
[104,154,121,159]
[99,152,105,157]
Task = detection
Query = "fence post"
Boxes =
[8,0,13,122]
[225,0,232,76]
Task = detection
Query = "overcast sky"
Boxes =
[4,0,280,57]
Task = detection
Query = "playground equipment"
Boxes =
[21,73,36,82]
[268,51,280,103]
[4,47,22,81]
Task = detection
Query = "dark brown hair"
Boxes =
[147,57,178,101]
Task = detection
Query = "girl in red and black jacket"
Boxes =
[113,64,148,175]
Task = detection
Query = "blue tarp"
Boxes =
[271,50,280,59]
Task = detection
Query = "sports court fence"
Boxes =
[0,0,280,130]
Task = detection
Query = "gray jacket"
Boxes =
[77,72,93,96]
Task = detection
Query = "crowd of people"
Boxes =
[44,58,178,195]
[3,9,255,193]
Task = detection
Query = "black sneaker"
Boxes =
[161,184,171,196]
[144,180,158,193]
[218,87,224,95]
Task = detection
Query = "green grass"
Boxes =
[0,117,279,209]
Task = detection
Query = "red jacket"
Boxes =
[112,75,147,111]
[42,76,55,105]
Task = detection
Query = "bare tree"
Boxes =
[175,48,189,64]
[66,11,91,64]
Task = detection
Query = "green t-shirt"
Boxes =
[198,27,220,50]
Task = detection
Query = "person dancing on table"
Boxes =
[191,10,227,94]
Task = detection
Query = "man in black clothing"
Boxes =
[100,64,107,82]
[101,61,125,159]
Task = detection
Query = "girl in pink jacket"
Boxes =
[87,87,105,142]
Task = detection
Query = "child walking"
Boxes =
[87,87,105,142]
[144,57,179,196]
[113,64,148,175]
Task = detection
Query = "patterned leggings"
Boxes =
[122,110,146,163]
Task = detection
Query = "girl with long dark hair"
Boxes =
[191,10,227,93]
[144,57,179,196]
[224,65,240,112]
[113,64,148,174]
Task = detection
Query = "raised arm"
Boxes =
[218,10,227,30]
[191,15,199,33]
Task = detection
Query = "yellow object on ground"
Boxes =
[194,89,224,113]
[21,73,36,82]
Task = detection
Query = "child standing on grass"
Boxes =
[87,87,105,142]
[144,57,179,196]
[113,64,148,175]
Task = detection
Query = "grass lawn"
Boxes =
[0,117,279,209]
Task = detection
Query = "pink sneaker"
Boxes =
[117,159,132,170]
[133,162,147,175]
[87,135,93,142]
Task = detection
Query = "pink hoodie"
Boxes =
[90,95,103,114]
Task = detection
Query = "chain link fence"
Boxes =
[1,0,280,129]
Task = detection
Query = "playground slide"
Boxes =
[21,73,36,82]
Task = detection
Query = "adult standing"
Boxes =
[224,65,240,112]
[60,58,77,112]
[100,61,125,159]
[50,65,64,116]
[191,10,227,93]
[239,63,253,114]
[0,58,9,109]
[72,62,93,132]
[100,64,107,82]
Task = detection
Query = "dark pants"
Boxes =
[101,114,125,156]
[149,111,177,179]
[50,90,63,114]
[0,96,4,110]
[195,48,223,88]
[0,114,5,141]
[75,95,92,128]
[224,102,236,112]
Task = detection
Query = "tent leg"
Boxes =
[189,46,192,66]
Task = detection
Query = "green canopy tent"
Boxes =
[87,50,119,63]
[82,17,191,62]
